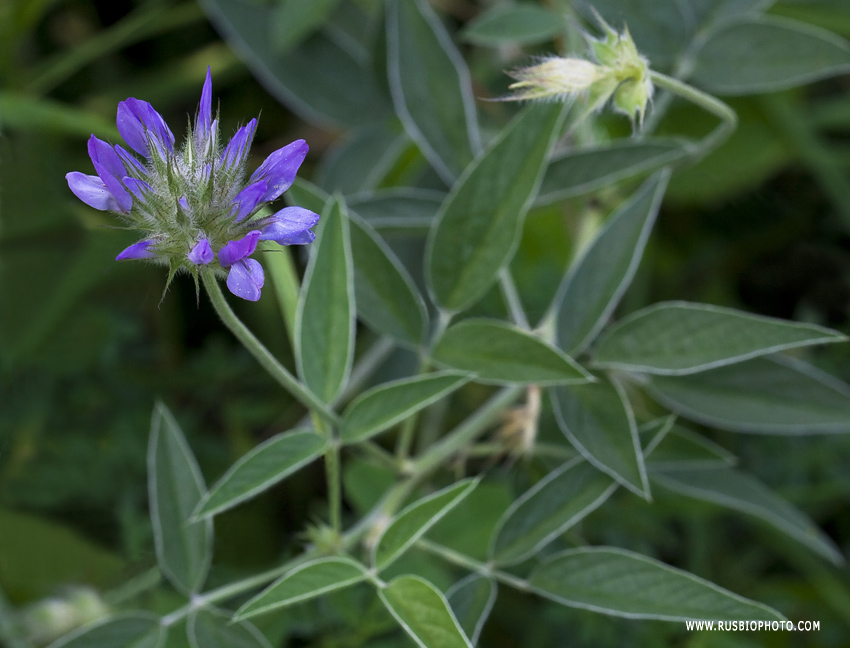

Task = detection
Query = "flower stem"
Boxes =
[201,271,339,426]
[417,539,529,592]
[648,71,737,158]
[325,439,342,533]
[498,268,530,330]
[394,311,453,461]
[161,384,522,627]
[412,385,524,476]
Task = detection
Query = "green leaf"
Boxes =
[148,402,211,594]
[554,172,669,356]
[341,372,470,444]
[296,196,355,403]
[47,614,164,648]
[373,479,479,571]
[380,576,472,648]
[490,458,617,566]
[646,355,850,434]
[235,557,369,620]
[387,0,480,183]
[188,608,272,648]
[592,301,845,375]
[349,215,428,346]
[272,0,342,53]
[690,0,773,31]
[316,125,409,194]
[349,188,443,233]
[643,422,737,470]
[0,92,118,139]
[199,0,388,127]
[529,547,784,621]
[651,467,843,565]
[445,574,496,645]
[432,319,593,386]
[462,3,564,46]
[193,429,327,519]
[551,379,650,499]
[427,103,568,313]
[537,139,687,206]
[692,16,850,95]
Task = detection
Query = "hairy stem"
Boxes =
[201,271,339,425]
[499,268,530,330]
[417,539,529,592]
[649,71,737,159]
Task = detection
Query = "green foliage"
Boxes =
[432,319,592,385]
[235,558,370,620]
[148,403,211,595]
[341,373,470,444]
[295,196,355,403]
[427,103,567,313]
[528,548,784,621]
[194,429,326,518]
[379,576,472,648]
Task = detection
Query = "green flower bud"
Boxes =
[502,10,653,129]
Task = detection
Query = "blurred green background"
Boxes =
[2,0,850,646]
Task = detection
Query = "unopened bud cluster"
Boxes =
[506,13,654,126]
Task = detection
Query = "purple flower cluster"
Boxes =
[66,69,319,301]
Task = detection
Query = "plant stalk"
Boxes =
[201,271,339,426]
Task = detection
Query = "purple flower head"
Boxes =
[66,69,319,301]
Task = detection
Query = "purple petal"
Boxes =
[231,180,267,222]
[220,119,257,171]
[116,240,157,260]
[123,176,152,202]
[188,238,213,265]
[66,172,121,211]
[275,230,315,246]
[115,145,147,176]
[116,98,175,158]
[250,139,308,202]
[178,196,190,212]
[258,206,319,244]
[218,230,261,267]
[87,135,126,179]
[226,258,265,301]
[195,67,213,142]
[93,160,132,212]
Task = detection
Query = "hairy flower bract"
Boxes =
[504,11,654,127]
[66,69,319,301]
